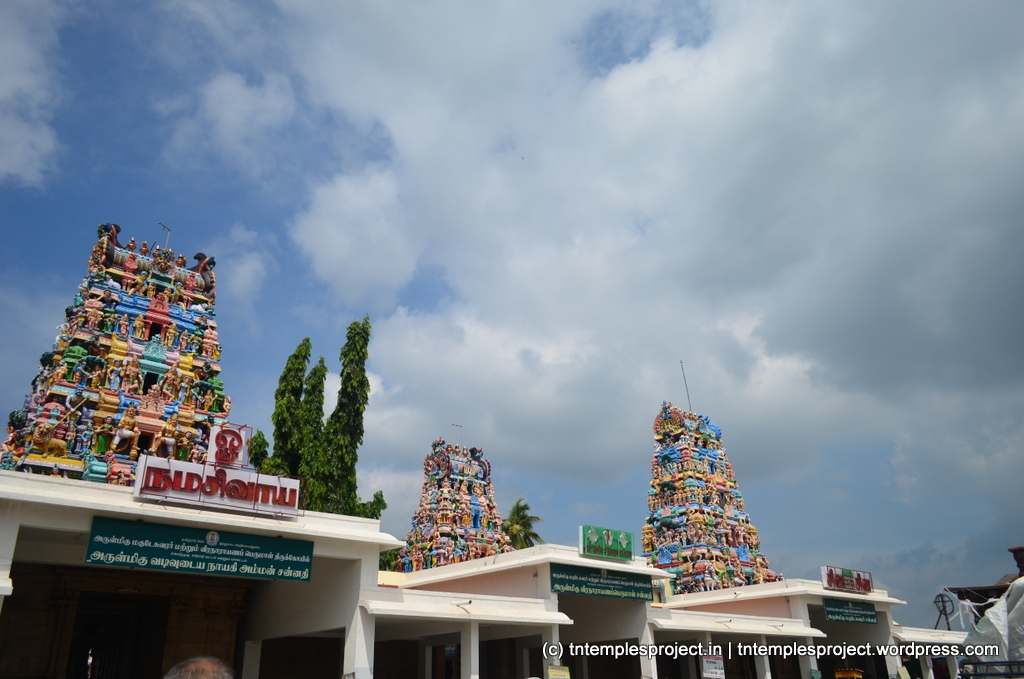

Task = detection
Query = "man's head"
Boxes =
[164,657,233,679]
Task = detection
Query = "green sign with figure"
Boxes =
[85,516,313,581]
[551,562,652,600]
[823,597,878,624]
[579,524,633,562]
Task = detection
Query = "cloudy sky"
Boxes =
[2,0,1022,626]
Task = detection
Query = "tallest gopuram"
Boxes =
[2,224,232,483]
[642,401,782,593]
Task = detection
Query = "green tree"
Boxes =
[379,547,400,571]
[322,316,386,517]
[297,357,330,511]
[249,429,269,470]
[267,337,311,477]
[505,498,543,549]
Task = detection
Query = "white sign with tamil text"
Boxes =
[133,455,300,517]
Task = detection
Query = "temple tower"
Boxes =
[2,224,231,483]
[396,438,513,571]
[642,401,782,593]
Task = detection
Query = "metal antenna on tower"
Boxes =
[158,222,172,249]
[679,360,693,412]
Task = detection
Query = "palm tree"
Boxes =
[504,498,543,549]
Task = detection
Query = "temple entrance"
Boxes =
[66,592,169,679]
[0,555,251,679]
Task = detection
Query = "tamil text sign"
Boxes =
[134,455,300,517]
[702,656,726,679]
[85,516,313,581]
[550,562,652,601]
[821,565,873,594]
[579,524,633,562]
[823,597,878,624]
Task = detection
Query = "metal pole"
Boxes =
[159,222,172,249]
[680,360,693,412]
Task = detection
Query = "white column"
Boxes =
[919,655,935,679]
[577,653,591,679]
[421,641,432,679]
[343,606,375,679]
[884,654,902,679]
[240,641,261,679]
[787,599,820,679]
[753,636,773,679]
[461,621,480,679]
[0,503,19,618]
[639,622,659,679]
[945,656,959,679]
[697,631,714,679]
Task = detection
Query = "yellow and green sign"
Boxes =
[85,516,313,581]
[551,563,652,600]
[579,524,633,562]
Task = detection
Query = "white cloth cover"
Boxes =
[962,576,1024,660]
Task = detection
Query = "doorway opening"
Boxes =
[66,591,169,679]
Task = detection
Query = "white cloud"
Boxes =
[149,0,1024,624]
[166,71,296,176]
[290,169,418,307]
[0,0,62,185]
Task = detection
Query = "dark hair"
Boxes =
[163,657,234,679]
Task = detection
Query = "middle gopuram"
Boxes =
[396,437,513,572]
[643,401,782,593]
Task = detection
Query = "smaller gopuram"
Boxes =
[396,438,513,571]
[643,402,782,593]
[2,224,232,484]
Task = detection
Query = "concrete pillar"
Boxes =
[639,622,659,679]
[0,503,19,618]
[919,655,935,679]
[461,621,480,679]
[884,654,902,679]
[240,640,261,679]
[787,599,821,679]
[577,654,591,679]
[541,623,561,676]
[421,641,432,679]
[343,606,375,679]
[754,636,773,679]
[945,656,959,679]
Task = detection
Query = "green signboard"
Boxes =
[551,562,652,601]
[823,597,877,624]
[579,524,633,562]
[85,516,313,581]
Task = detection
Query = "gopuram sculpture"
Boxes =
[396,438,513,571]
[643,402,782,593]
[2,224,232,483]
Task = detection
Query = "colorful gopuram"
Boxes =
[642,402,782,593]
[396,438,513,571]
[2,224,232,483]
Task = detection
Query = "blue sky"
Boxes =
[3,0,1023,627]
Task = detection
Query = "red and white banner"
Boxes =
[133,455,300,517]
[821,565,873,594]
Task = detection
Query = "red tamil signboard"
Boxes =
[821,565,873,594]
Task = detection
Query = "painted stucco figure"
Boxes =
[643,401,782,593]
[396,438,513,572]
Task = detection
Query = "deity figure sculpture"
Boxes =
[121,358,141,395]
[163,323,178,348]
[149,415,179,457]
[132,314,147,340]
[110,406,140,456]
[160,368,180,401]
